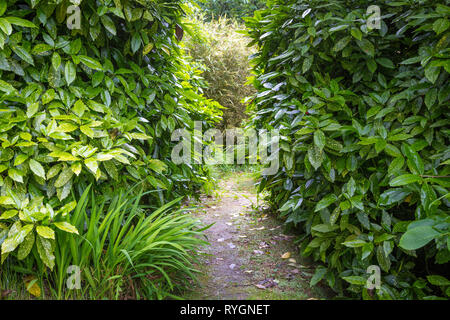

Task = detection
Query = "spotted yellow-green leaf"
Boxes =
[54,166,74,188]
[71,162,82,176]
[53,221,79,235]
[18,231,35,260]
[0,209,18,220]
[8,168,23,183]
[29,159,46,180]
[26,102,39,118]
[36,225,55,239]
[36,235,55,270]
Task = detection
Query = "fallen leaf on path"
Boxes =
[24,276,41,297]
[281,252,291,259]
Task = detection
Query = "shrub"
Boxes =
[0,0,218,271]
[245,0,449,299]
[184,13,256,128]
[197,0,266,21]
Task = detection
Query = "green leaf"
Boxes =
[11,45,34,65]
[377,245,391,272]
[101,15,116,35]
[342,276,366,285]
[78,55,103,71]
[51,52,61,70]
[8,168,23,183]
[427,275,450,286]
[54,167,74,188]
[148,159,168,174]
[17,231,35,260]
[314,130,326,150]
[0,2,6,16]
[0,210,18,220]
[0,80,18,95]
[5,17,38,28]
[389,174,422,187]
[0,18,12,35]
[399,226,440,250]
[310,266,327,286]
[376,57,394,68]
[342,239,367,248]
[26,102,39,118]
[350,27,362,40]
[42,89,55,105]
[65,61,76,85]
[433,18,449,35]
[315,194,338,212]
[308,145,323,170]
[357,39,374,56]
[29,159,46,180]
[402,143,424,175]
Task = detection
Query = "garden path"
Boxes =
[184,172,329,300]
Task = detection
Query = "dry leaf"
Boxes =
[24,276,41,298]
[281,252,291,259]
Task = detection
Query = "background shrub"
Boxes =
[184,13,256,128]
[246,0,449,299]
[196,0,266,21]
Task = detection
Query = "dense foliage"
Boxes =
[184,14,255,128]
[197,0,265,20]
[0,0,218,295]
[246,0,450,299]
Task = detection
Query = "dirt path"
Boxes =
[184,172,330,300]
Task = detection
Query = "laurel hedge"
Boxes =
[0,0,220,270]
[245,0,449,299]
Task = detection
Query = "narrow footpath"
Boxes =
[184,172,330,300]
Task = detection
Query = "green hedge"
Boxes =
[246,0,449,299]
[0,0,219,270]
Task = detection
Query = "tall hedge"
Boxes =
[246,0,449,299]
[0,0,219,269]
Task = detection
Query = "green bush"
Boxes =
[197,0,266,21]
[184,14,255,128]
[0,0,218,271]
[245,0,449,299]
